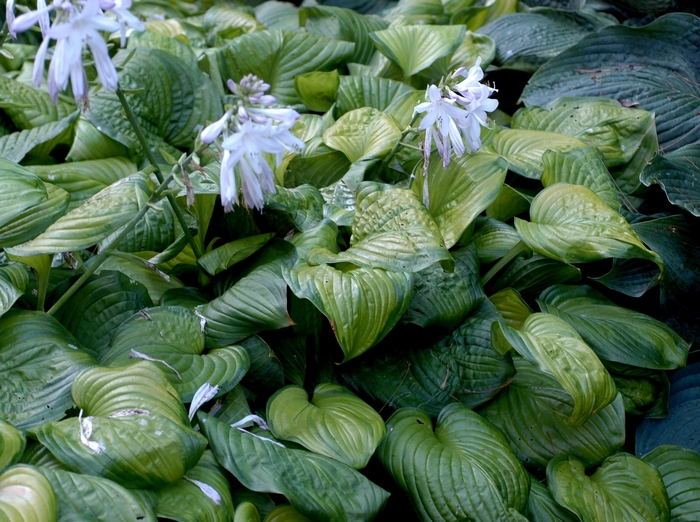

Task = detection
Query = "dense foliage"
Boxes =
[0,0,699,520]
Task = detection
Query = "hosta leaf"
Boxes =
[56,270,153,353]
[547,453,670,522]
[97,253,184,303]
[335,75,416,118]
[541,146,620,210]
[27,157,137,211]
[213,31,355,105]
[412,151,508,249]
[403,244,484,330]
[593,257,661,298]
[478,9,616,72]
[610,365,669,418]
[265,185,325,232]
[154,451,235,522]
[198,412,390,522]
[0,465,56,522]
[38,466,157,522]
[487,129,587,179]
[100,306,250,403]
[527,479,578,522]
[198,242,295,348]
[538,284,688,369]
[515,183,663,268]
[480,358,626,469]
[11,173,152,255]
[640,143,700,216]
[369,25,466,78]
[267,383,385,469]
[0,159,48,229]
[492,313,617,426]
[284,141,351,189]
[67,117,131,162]
[0,76,74,129]
[343,299,516,417]
[487,254,581,302]
[308,182,451,272]
[469,217,521,264]
[485,184,532,222]
[235,501,261,522]
[254,1,299,31]
[0,420,25,473]
[30,362,207,489]
[294,70,340,113]
[488,288,532,331]
[300,6,389,65]
[377,404,529,521]
[198,233,275,276]
[0,112,79,164]
[521,13,700,152]
[264,504,311,522]
[0,311,96,430]
[323,107,401,164]
[202,6,264,42]
[85,47,222,157]
[643,445,700,521]
[284,262,413,362]
[512,97,655,168]
[0,264,28,318]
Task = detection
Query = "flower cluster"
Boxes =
[200,75,305,212]
[414,57,498,169]
[8,0,144,104]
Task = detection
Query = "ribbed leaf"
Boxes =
[323,107,401,164]
[284,262,413,362]
[308,182,451,272]
[485,184,532,222]
[198,412,390,522]
[0,264,28,319]
[0,159,48,229]
[0,76,74,129]
[413,151,508,249]
[100,306,250,403]
[235,501,262,522]
[469,217,521,264]
[527,479,578,522]
[547,453,670,522]
[267,383,385,469]
[481,358,625,469]
[0,311,96,430]
[643,445,700,522]
[0,465,56,522]
[521,13,700,152]
[492,313,617,426]
[488,288,532,330]
[377,404,529,521]
[488,254,581,302]
[38,466,157,522]
[264,504,311,522]
[515,183,663,268]
[0,420,25,473]
[369,25,466,77]
[0,112,79,163]
[198,233,274,276]
[538,284,688,369]
[335,75,416,118]
[265,185,325,232]
[640,143,700,216]
[97,253,183,303]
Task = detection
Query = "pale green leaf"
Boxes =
[0,420,25,473]
[0,264,28,319]
[0,76,74,129]
[335,75,416,118]
[294,70,340,113]
[323,107,401,164]
[0,465,56,522]
[488,288,532,331]
[0,159,49,229]
[198,233,274,276]
[0,112,79,164]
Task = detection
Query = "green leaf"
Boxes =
[100,306,250,403]
[0,264,28,319]
[403,244,484,330]
[267,383,385,469]
[323,107,401,164]
[0,76,74,129]
[264,504,311,522]
[30,361,207,489]
[97,252,184,303]
[377,404,529,521]
[265,185,325,232]
[284,140,351,189]
[0,112,79,164]
[521,13,700,152]
[369,24,466,78]
[485,184,532,222]
[0,420,25,473]
[343,299,516,416]
[198,243,295,348]
[0,311,96,430]
[640,143,700,216]
[294,70,340,113]
[198,412,390,522]
[54,271,153,357]
[480,358,626,469]
[202,6,265,42]
[214,30,355,105]
[198,233,275,276]
[0,465,56,522]
[538,284,688,370]
[28,157,137,211]
[10,172,152,255]
[128,28,200,68]
[412,152,509,248]
[254,1,299,31]
[541,146,620,210]
[284,262,413,362]
[547,453,670,522]
[487,128,588,179]
[515,183,663,268]
[37,466,157,522]
[308,182,451,272]
[235,501,261,522]
[153,451,235,522]
[479,9,616,72]
[0,159,49,229]
[488,288,532,331]
[527,479,579,522]
[66,117,132,162]
[335,75,416,119]
[643,445,700,522]
[468,217,521,264]
[300,6,389,65]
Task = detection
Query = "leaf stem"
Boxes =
[47,173,174,316]
[383,112,421,165]
[115,87,203,259]
[481,240,529,286]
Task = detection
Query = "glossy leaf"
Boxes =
[98,253,184,303]
[643,445,700,522]
[0,465,56,522]
[323,107,401,164]
[469,217,521,264]
[335,75,416,118]
[198,233,274,276]
[0,420,25,473]
[488,288,532,331]
[294,70,340,113]
[0,159,48,229]
[527,479,578,522]
[0,264,28,319]
[0,112,79,164]
[640,143,700,216]
[488,254,581,302]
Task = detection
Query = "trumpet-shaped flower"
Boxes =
[415,84,466,168]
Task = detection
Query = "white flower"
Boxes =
[456,83,499,153]
[415,84,467,168]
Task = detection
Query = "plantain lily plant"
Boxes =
[1,0,699,521]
